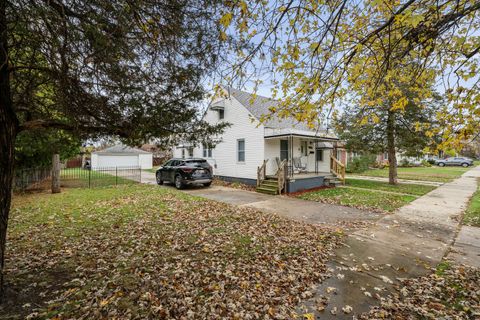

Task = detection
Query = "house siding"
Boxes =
[174,94,265,180]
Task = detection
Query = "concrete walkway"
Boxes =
[299,165,480,319]
[184,186,383,227]
[348,174,444,186]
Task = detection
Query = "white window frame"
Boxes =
[188,147,194,158]
[237,139,245,163]
[202,143,213,158]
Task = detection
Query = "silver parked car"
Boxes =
[434,157,473,167]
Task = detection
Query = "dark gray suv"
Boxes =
[156,158,213,189]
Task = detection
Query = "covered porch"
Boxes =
[257,129,346,194]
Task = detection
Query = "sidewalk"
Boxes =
[300,165,480,318]
[447,168,480,267]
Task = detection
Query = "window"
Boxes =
[336,149,342,160]
[301,141,308,156]
[184,159,208,167]
[188,147,194,158]
[181,149,185,159]
[237,139,245,162]
[219,109,225,120]
[316,149,324,161]
[384,152,389,160]
[203,143,213,158]
[280,140,289,161]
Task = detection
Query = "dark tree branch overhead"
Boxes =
[0,0,232,300]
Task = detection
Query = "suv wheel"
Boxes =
[203,182,212,187]
[156,173,163,185]
[174,175,184,189]
[462,163,469,167]
[438,162,445,167]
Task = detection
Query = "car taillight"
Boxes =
[181,168,193,173]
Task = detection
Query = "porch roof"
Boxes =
[263,127,339,140]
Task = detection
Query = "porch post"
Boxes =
[289,134,293,178]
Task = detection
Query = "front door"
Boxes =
[280,140,289,161]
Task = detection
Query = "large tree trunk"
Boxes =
[387,109,398,185]
[51,154,61,193]
[0,0,16,301]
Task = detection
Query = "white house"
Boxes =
[173,87,346,194]
[92,145,153,170]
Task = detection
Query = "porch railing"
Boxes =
[257,159,268,187]
[330,155,346,184]
[276,159,288,193]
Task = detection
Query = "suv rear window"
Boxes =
[183,159,209,167]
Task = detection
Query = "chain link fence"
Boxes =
[13,166,141,192]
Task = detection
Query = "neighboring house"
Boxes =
[172,87,346,194]
[91,145,153,169]
[376,152,431,165]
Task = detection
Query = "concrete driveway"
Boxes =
[184,185,382,226]
[140,170,381,226]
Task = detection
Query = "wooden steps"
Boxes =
[256,177,279,195]
[324,175,344,187]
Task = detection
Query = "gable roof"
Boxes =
[94,144,151,155]
[224,86,326,133]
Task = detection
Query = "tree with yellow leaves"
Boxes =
[220,0,480,184]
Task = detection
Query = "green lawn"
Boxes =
[465,185,480,227]
[357,165,473,183]
[298,187,417,212]
[298,178,436,212]
[346,178,436,195]
[4,184,341,319]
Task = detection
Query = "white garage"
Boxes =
[91,145,153,169]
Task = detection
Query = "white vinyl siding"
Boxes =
[184,92,265,180]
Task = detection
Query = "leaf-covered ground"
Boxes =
[212,178,256,191]
[360,262,480,319]
[2,184,342,319]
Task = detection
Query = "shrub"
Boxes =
[421,159,432,167]
[399,158,411,167]
[346,154,376,173]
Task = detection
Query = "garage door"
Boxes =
[97,155,139,168]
